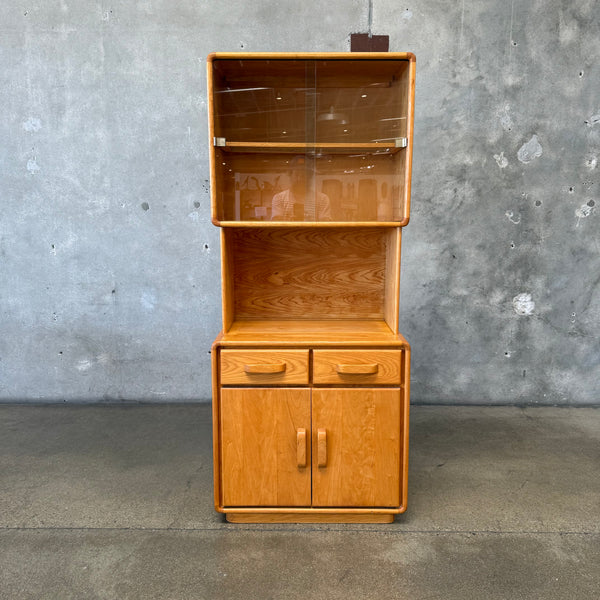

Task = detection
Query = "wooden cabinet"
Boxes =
[220,385,403,510]
[208,52,415,523]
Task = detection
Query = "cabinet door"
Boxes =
[312,388,401,507]
[220,388,311,506]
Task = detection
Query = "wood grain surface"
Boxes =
[218,320,409,345]
[220,349,309,385]
[312,388,401,507]
[226,512,395,523]
[228,228,389,321]
[313,349,402,384]
[220,387,311,507]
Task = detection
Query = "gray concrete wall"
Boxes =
[0,1,598,404]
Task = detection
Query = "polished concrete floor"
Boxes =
[1,403,598,599]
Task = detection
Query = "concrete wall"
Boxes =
[1,1,598,404]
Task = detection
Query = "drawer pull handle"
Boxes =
[335,363,379,375]
[296,428,307,468]
[244,362,286,374]
[317,428,327,467]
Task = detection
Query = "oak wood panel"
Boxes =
[401,344,411,512]
[220,388,311,507]
[312,388,401,507]
[221,228,235,331]
[207,59,218,223]
[229,228,387,320]
[226,512,394,523]
[296,428,307,467]
[211,334,223,509]
[313,350,402,385]
[209,52,415,60]
[220,349,309,385]
[220,320,407,345]
[384,228,401,332]
[217,221,406,228]
[402,57,416,226]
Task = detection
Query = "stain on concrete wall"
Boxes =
[0,0,598,404]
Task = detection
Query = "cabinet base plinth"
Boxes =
[225,512,395,524]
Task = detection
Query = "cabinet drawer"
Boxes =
[220,349,309,385]
[313,350,402,385]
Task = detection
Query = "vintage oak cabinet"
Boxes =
[208,52,415,523]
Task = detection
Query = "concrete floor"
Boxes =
[0,404,598,599]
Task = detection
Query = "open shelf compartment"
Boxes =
[221,227,402,335]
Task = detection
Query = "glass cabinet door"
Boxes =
[209,57,413,224]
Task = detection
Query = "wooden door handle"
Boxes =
[243,362,286,374]
[296,428,307,468]
[317,428,327,467]
[335,363,379,375]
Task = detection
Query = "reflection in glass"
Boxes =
[211,58,410,222]
[216,152,403,222]
[271,156,331,221]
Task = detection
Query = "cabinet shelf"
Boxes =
[215,140,407,154]
[218,320,409,346]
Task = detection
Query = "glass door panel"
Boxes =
[214,150,404,222]
[210,57,410,224]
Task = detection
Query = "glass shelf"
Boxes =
[215,141,406,154]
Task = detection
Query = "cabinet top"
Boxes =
[207,52,416,62]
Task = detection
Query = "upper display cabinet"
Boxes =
[207,53,415,225]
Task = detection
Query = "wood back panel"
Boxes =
[227,228,393,321]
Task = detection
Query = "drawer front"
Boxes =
[313,350,402,385]
[220,349,309,385]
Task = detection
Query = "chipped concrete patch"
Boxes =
[26,157,40,174]
[141,290,157,311]
[76,359,93,372]
[494,152,508,168]
[505,210,521,224]
[22,117,42,132]
[513,293,535,316]
[517,135,543,163]
[575,202,595,226]
[497,104,513,132]
[585,114,600,127]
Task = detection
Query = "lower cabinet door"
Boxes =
[220,387,311,507]
[312,388,401,507]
